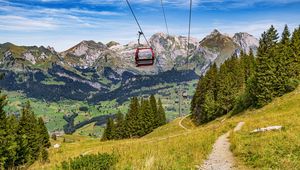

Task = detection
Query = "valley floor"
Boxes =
[31,86,300,170]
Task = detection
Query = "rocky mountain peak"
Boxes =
[106,41,120,48]
[151,32,169,39]
[1,30,259,75]
[47,46,57,54]
[61,40,110,68]
[233,32,259,53]
[200,29,230,45]
[211,29,221,35]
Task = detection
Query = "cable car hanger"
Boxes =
[125,0,155,67]
[135,31,155,67]
[125,0,192,69]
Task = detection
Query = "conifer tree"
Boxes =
[37,117,51,148]
[114,110,124,139]
[16,101,39,165]
[124,97,140,138]
[191,76,203,117]
[115,110,124,126]
[274,25,294,95]
[241,49,255,83]
[140,99,155,136]
[0,94,18,169]
[281,25,291,45]
[192,63,218,123]
[149,95,159,127]
[202,90,218,121]
[248,49,256,78]
[217,60,234,115]
[5,115,18,168]
[250,25,279,107]
[291,26,300,78]
[157,98,166,126]
[0,94,8,169]
[102,118,115,141]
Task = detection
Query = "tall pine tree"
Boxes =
[149,95,159,128]
[157,98,166,126]
[114,110,124,139]
[124,97,140,138]
[37,117,51,149]
[16,101,40,165]
[291,26,300,79]
[250,25,279,107]
[102,118,115,141]
[0,94,18,169]
[274,25,294,95]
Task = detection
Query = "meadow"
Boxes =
[30,86,300,169]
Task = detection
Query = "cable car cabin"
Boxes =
[135,47,155,67]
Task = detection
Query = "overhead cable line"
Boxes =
[186,0,193,69]
[179,0,193,117]
[160,0,169,35]
[125,0,151,47]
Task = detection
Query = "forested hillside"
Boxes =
[191,25,300,124]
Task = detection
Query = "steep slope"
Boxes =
[61,40,109,68]
[199,29,258,66]
[30,86,300,170]
[230,86,300,169]
[0,43,61,70]
[200,29,240,66]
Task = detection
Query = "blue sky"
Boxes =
[0,0,300,51]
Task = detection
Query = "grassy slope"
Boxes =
[31,118,236,169]
[230,86,300,169]
[31,86,300,170]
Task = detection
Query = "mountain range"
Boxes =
[0,30,259,104]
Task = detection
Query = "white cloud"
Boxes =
[0,15,58,31]
[80,0,300,9]
[0,0,299,51]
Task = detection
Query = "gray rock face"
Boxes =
[233,32,259,54]
[1,30,259,76]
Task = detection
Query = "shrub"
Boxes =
[79,106,89,112]
[51,134,57,140]
[61,153,117,170]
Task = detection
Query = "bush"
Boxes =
[51,134,57,140]
[61,153,117,170]
[79,106,89,112]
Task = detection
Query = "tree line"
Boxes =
[102,95,166,140]
[0,94,50,169]
[191,25,300,124]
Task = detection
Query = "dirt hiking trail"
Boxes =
[200,122,245,170]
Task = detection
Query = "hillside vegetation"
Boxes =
[191,25,300,125]
[30,86,300,169]
[230,86,300,169]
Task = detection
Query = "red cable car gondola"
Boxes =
[135,31,155,67]
[135,47,155,67]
